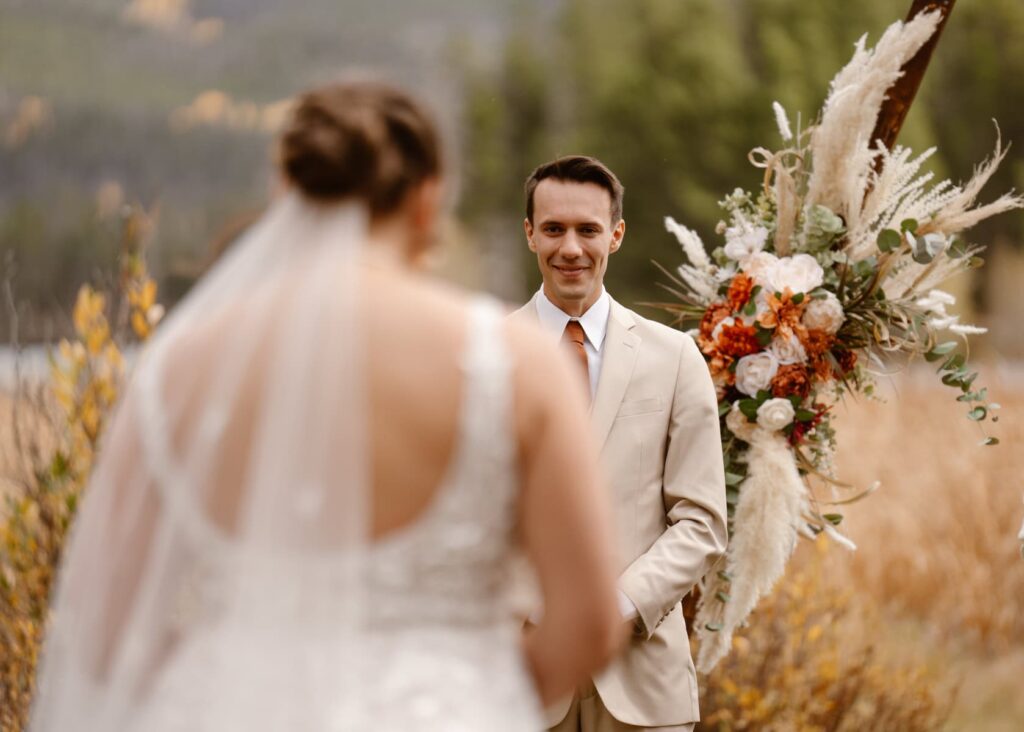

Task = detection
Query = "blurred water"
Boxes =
[0,345,49,391]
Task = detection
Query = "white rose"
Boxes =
[756,397,795,431]
[802,292,845,334]
[768,253,824,294]
[752,286,773,319]
[726,402,758,441]
[769,332,807,364]
[740,251,779,288]
[735,351,779,396]
[723,220,769,261]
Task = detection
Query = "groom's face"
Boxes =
[525,179,625,316]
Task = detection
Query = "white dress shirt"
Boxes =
[534,287,610,401]
[533,287,639,624]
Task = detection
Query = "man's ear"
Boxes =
[609,218,626,254]
[524,218,537,252]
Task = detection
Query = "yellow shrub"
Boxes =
[697,538,953,731]
[0,205,160,732]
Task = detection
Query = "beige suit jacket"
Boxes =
[510,293,728,728]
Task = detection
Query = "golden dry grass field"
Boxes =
[828,367,1024,730]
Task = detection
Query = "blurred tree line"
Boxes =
[460,0,1024,324]
[3,0,1022,347]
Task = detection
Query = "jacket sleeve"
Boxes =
[617,334,728,639]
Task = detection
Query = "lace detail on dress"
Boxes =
[368,296,520,628]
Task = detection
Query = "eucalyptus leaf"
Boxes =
[942,372,965,387]
[854,258,876,279]
[948,237,968,258]
[803,206,846,252]
[922,232,948,258]
[925,342,957,362]
[877,229,901,252]
[739,399,759,420]
[910,233,936,264]
[980,437,999,446]
[823,513,844,525]
[725,471,746,486]
[940,353,966,371]
[967,406,987,421]
[900,218,919,233]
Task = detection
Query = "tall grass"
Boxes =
[696,369,1024,730]
[698,538,954,731]
[833,371,1024,651]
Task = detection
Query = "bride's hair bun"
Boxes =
[279,80,441,216]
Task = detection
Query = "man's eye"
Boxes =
[544,226,563,234]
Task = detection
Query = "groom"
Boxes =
[511,156,728,731]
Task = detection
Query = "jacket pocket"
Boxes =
[616,397,664,418]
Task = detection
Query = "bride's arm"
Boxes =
[508,321,624,706]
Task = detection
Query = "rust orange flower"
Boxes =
[834,348,858,377]
[708,352,736,393]
[718,321,761,358]
[756,288,807,340]
[800,328,833,358]
[698,302,733,354]
[727,273,755,312]
[771,363,812,399]
[799,329,836,381]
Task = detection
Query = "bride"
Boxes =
[31,80,623,731]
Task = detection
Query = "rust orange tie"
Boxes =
[561,320,590,399]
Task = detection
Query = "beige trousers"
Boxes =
[548,679,695,732]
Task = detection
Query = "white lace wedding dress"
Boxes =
[120,299,544,732]
[32,199,543,731]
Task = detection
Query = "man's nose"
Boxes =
[560,233,584,258]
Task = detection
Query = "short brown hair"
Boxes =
[524,155,624,224]
[278,80,441,217]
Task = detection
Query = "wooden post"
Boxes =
[870,0,957,160]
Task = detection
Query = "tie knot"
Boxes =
[562,320,586,347]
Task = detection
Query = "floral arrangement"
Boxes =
[657,10,1023,671]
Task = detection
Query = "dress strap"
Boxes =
[450,296,516,489]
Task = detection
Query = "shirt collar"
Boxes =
[535,287,610,351]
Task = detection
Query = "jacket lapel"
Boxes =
[591,299,640,451]
[508,292,542,326]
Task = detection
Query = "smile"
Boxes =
[554,265,589,278]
